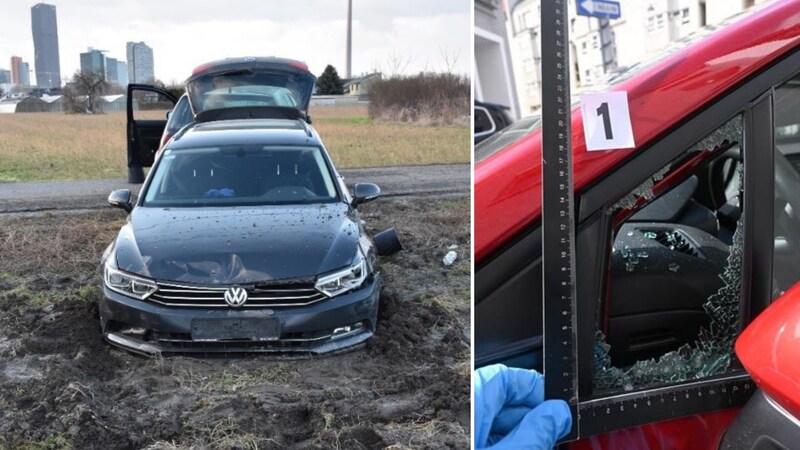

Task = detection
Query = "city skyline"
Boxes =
[0,0,469,87]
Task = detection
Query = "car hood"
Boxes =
[112,203,359,285]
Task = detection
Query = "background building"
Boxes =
[116,61,128,86]
[105,57,118,84]
[78,48,128,86]
[18,61,30,87]
[10,56,22,85]
[475,0,520,119]
[80,48,106,78]
[508,0,775,116]
[126,41,154,84]
[31,3,61,89]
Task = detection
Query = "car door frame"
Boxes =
[126,84,178,182]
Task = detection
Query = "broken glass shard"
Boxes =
[612,165,672,211]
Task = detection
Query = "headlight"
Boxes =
[104,265,157,300]
[315,256,368,298]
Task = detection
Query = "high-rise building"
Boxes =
[19,62,30,86]
[105,56,118,84]
[80,47,106,79]
[31,3,61,89]
[10,56,22,84]
[126,41,154,83]
[117,61,128,85]
[0,70,11,84]
[10,57,31,86]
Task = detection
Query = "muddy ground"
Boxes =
[0,196,470,449]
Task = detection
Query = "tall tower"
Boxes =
[31,3,61,89]
[345,0,352,79]
[126,41,155,83]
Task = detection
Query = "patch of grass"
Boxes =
[439,198,469,211]
[18,434,72,450]
[143,418,264,450]
[0,284,59,308]
[0,106,468,182]
[177,364,296,392]
[78,284,99,302]
[0,210,123,277]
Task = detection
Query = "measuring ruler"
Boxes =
[578,374,754,436]
[539,1,754,443]
[541,0,580,441]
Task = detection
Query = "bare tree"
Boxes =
[440,47,461,73]
[63,70,109,113]
[385,52,415,77]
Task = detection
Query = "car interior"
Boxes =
[604,144,743,367]
[144,147,338,206]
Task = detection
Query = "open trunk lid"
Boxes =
[185,57,316,123]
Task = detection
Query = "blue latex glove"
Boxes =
[475,364,572,449]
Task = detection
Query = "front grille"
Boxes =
[147,281,327,308]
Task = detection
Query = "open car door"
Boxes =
[126,84,178,182]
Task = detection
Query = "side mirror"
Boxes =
[108,189,133,213]
[736,282,800,416]
[722,282,800,448]
[352,183,381,208]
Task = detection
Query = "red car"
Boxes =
[475,1,800,448]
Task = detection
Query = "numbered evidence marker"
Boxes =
[580,91,636,151]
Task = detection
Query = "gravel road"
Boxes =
[0,163,470,214]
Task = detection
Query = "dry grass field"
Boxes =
[0,105,469,182]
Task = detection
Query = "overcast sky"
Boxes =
[1,0,470,85]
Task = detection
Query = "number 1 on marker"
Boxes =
[596,102,613,140]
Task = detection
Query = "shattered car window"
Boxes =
[594,115,744,392]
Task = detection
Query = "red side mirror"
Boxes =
[736,282,800,418]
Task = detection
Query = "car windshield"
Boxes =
[187,70,314,114]
[475,115,541,162]
[143,145,339,207]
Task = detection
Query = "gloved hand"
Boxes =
[475,364,572,449]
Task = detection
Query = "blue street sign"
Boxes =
[576,0,621,19]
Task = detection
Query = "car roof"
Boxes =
[475,0,800,262]
[166,118,321,149]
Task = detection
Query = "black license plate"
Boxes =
[191,318,280,341]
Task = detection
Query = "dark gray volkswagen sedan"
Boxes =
[101,58,394,355]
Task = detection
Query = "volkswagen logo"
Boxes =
[224,287,248,307]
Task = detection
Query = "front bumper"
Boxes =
[99,274,380,356]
